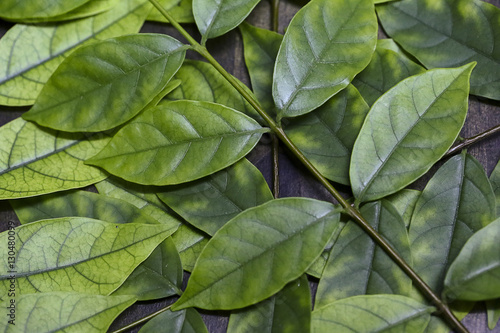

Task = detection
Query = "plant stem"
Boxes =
[148,2,469,332]
[272,0,280,32]
[445,123,500,157]
[271,0,280,198]
[110,303,173,333]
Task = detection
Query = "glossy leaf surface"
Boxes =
[0,292,136,333]
[386,189,421,228]
[316,201,411,308]
[312,295,433,333]
[0,118,110,200]
[139,308,208,333]
[0,0,91,21]
[23,34,186,132]
[0,218,175,298]
[410,153,496,294]
[272,0,377,119]
[193,0,261,42]
[443,218,500,301]
[173,198,341,310]
[350,64,474,202]
[227,275,311,333]
[0,0,151,106]
[88,101,267,185]
[284,85,369,185]
[158,158,273,236]
[377,0,500,100]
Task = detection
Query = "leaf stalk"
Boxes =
[445,123,500,157]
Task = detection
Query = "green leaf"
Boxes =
[193,0,261,43]
[352,40,425,106]
[0,0,92,21]
[486,299,500,330]
[147,0,194,24]
[157,158,273,236]
[0,292,136,333]
[312,295,433,333]
[315,200,411,308]
[172,198,341,310]
[272,0,377,119]
[0,0,151,106]
[284,84,369,185]
[23,34,186,132]
[87,101,268,185]
[377,0,500,101]
[443,218,500,301]
[171,223,209,272]
[0,217,175,298]
[490,157,500,216]
[43,0,120,22]
[350,64,475,202]
[386,189,421,228]
[239,22,282,115]
[0,118,110,200]
[306,222,346,279]
[227,275,311,333]
[139,308,208,333]
[410,153,496,294]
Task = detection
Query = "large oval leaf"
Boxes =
[157,158,273,236]
[193,0,261,43]
[0,118,110,200]
[350,64,475,202]
[0,0,150,106]
[23,34,186,132]
[139,308,208,333]
[315,200,411,308]
[172,198,341,310]
[0,217,174,298]
[409,153,496,294]
[87,101,268,185]
[0,292,136,333]
[0,0,91,21]
[443,218,500,301]
[272,0,377,119]
[377,0,500,101]
[312,295,434,333]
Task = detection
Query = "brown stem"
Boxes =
[445,123,500,157]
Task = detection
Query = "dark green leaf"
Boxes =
[0,0,91,21]
[172,198,341,310]
[386,189,421,228]
[273,0,377,119]
[489,157,500,216]
[350,64,475,202]
[23,34,186,132]
[147,0,194,24]
[486,299,500,330]
[139,308,208,333]
[87,101,268,185]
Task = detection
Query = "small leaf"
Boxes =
[0,292,136,333]
[139,308,208,333]
[486,299,500,330]
[272,0,377,119]
[23,34,186,132]
[87,101,268,185]
[489,157,500,216]
[443,218,500,301]
[193,0,261,43]
[350,64,475,202]
[172,198,341,310]
[147,0,194,24]
[157,158,273,236]
[227,275,311,333]
[377,0,500,101]
[386,189,421,228]
[312,295,434,333]
[0,0,92,21]
[410,153,496,294]
[0,217,175,298]
[0,118,110,200]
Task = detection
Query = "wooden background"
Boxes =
[1,0,500,332]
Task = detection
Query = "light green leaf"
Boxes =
[386,189,421,228]
[486,299,500,330]
[350,64,475,202]
[284,84,369,185]
[0,0,151,106]
[352,40,425,106]
[43,0,120,22]
[0,217,175,298]
[147,0,194,23]
[172,198,341,310]
[443,218,500,301]
[87,101,268,185]
[0,292,136,333]
[489,157,500,216]
[410,153,496,294]
[239,22,282,115]
[23,34,186,132]
[227,275,311,333]
[312,295,433,333]
[0,118,110,200]
[171,223,209,272]
[139,308,208,333]
[316,200,411,308]
[272,0,377,119]
[0,0,91,21]
[157,158,273,236]
[193,0,261,43]
[377,0,500,101]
